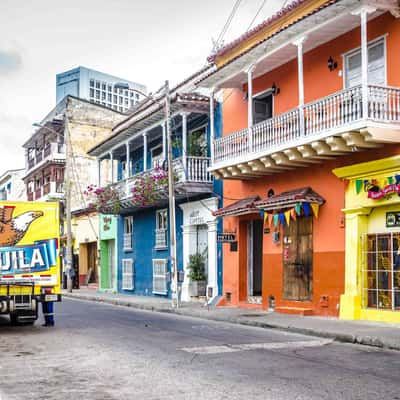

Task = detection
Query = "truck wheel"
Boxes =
[10,314,19,325]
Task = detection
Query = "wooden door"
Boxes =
[283,217,313,301]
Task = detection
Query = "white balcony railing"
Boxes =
[112,156,212,199]
[213,85,400,165]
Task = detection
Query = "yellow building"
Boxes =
[334,155,400,323]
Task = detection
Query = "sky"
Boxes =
[0,0,286,174]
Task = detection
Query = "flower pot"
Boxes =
[188,281,206,297]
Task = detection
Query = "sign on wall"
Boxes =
[217,232,236,243]
[386,211,400,228]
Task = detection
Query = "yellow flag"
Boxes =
[263,212,268,227]
[284,210,291,225]
[311,203,319,218]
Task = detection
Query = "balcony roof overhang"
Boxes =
[198,0,392,90]
[88,94,210,158]
[213,196,260,217]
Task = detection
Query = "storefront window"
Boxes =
[363,233,400,310]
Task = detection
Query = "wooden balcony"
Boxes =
[212,85,400,178]
[26,143,66,172]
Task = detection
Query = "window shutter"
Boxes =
[152,259,168,295]
[122,259,134,290]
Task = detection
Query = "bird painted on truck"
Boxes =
[0,206,43,247]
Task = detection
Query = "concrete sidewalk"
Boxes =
[62,289,400,351]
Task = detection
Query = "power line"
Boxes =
[246,0,268,31]
[213,0,242,53]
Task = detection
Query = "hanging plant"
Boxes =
[84,184,122,214]
[131,166,169,207]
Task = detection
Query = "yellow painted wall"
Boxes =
[333,155,400,323]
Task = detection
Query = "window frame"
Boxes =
[123,216,133,251]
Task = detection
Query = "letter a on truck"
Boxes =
[0,201,61,325]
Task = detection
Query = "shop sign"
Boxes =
[189,210,205,225]
[217,232,236,243]
[368,183,400,200]
[386,211,400,228]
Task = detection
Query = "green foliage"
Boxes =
[187,252,206,282]
[188,130,207,157]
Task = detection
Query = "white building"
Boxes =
[56,66,147,113]
[0,169,26,201]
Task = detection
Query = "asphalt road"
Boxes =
[0,298,399,400]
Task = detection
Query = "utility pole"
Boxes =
[165,80,179,308]
[64,110,73,293]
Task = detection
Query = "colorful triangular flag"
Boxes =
[355,179,363,194]
[273,214,279,228]
[284,210,291,225]
[279,213,286,226]
[311,203,319,218]
[303,202,311,217]
[291,208,297,221]
[295,203,302,216]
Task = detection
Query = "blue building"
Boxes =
[88,69,223,302]
[56,66,147,112]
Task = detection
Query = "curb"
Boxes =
[62,293,400,352]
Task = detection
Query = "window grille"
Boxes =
[123,216,133,251]
[362,232,400,311]
[122,259,134,290]
[155,229,167,249]
[152,259,168,295]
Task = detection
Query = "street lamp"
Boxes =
[32,117,74,293]
[114,81,179,308]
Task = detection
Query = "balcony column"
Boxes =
[109,151,114,183]
[162,122,167,160]
[293,36,306,136]
[246,65,255,151]
[209,88,215,163]
[181,112,188,179]
[125,142,130,178]
[143,132,148,171]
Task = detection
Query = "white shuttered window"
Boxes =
[152,259,168,295]
[122,259,134,290]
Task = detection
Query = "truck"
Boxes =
[0,201,62,325]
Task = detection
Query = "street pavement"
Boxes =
[1,298,400,400]
[63,289,400,351]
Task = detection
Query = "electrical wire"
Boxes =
[246,0,268,32]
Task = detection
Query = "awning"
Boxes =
[255,187,325,211]
[213,196,260,217]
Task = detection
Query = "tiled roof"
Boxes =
[213,196,260,217]
[255,187,325,211]
[205,0,337,69]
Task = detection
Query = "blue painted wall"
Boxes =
[117,205,183,297]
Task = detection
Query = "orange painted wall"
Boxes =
[226,13,400,136]
[219,12,400,315]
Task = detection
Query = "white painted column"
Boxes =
[294,36,306,136]
[109,151,114,183]
[143,132,148,171]
[181,112,188,179]
[246,65,255,152]
[162,123,167,160]
[207,220,218,301]
[181,224,197,302]
[360,9,369,119]
[125,142,130,178]
[209,89,215,163]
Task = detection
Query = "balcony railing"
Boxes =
[27,143,66,171]
[213,85,400,165]
[155,228,167,249]
[112,156,213,199]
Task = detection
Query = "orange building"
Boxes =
[198,0,400,317]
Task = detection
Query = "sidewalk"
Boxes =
[62,289,400,351]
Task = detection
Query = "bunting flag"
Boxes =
[295,202,302,216]
[355,179,363,194]
[273,214,279,228]
[263,212,268,227]
[284,210,291,225]
[279,213,286,226]
[268,213,273,227]
[302,202,311,217]
[311,203,319,218]
[387,176,394,185]
[291,208,297,221]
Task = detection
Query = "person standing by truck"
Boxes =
[42,301,55,327]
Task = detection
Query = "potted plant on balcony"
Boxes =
[84,184,122,214]
[187,252,207,297]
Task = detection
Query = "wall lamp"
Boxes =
[271,82,280,96]
[327,56,338,71]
